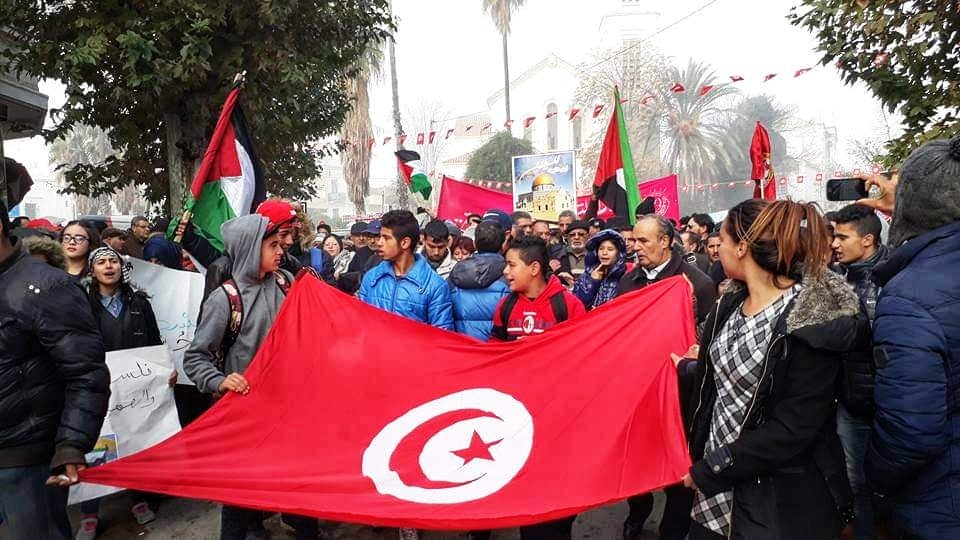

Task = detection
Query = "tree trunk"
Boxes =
[387,5,410,211]
[502,32,511,128]
[164,113,188,218]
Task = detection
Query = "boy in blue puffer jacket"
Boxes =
[360,209,453,331]
[449,220,510,340]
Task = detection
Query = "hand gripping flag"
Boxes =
[80,276,696,530]
[176,84,265,251]
[396,150,432,199]
[593,87,641,224]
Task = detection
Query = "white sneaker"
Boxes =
[131,502,156,525]
[75,517,98,540]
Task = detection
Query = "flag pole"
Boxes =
[173,71,247,244]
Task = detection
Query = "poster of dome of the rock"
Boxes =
[511,150,577,222]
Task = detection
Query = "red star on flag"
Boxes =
[451,431,501,465]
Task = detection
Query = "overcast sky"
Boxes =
[9,0,894,192]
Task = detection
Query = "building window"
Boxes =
[572,114,583,150]
[546,103,558,150]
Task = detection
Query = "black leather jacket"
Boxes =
[0,241,109,470]
[836,245,889,418]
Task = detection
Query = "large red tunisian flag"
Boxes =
[80,276,696,530]
[436,175,513,227]
[750,122,777,200]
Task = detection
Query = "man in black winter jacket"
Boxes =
[831,204,889,539]
[0,201,109,539]
[616,214,716,540]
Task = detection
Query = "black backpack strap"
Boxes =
[549,292,568,323]
[491,292,520,341]
[218,279,244,371]
[273,270,293,294]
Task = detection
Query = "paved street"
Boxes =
[1,491,666,539]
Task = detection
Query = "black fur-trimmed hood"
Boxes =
[724,269,864,352]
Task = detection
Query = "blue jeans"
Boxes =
[0,464,71,540]
[837,404,875,540]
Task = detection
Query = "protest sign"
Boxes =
[128,257,205,384]
[69,345,181,505]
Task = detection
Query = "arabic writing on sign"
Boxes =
[158,311,196,334]
[111,361,153,384]
[110,388,156,413]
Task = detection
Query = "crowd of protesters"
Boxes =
[2,133,959,540]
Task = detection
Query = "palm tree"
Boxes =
[482,0,526,126]
[653,60,738,191]
[49,124,116,215]
[340,47,382,215]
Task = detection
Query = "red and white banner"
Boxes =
[80,276,695,530]
[577,175,680,223]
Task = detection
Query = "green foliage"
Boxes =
[789,0,960,165]
[465,132,535,183]
[0,1,393,207]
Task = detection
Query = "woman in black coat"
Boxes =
[78,247,167,538]
[677,199,862,539]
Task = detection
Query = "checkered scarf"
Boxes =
[691,284,800,535]
[88,246,132,283]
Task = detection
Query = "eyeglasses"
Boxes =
[61,234,89,244]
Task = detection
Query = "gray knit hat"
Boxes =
[890,134,960,246]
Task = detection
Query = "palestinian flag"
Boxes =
[178,85,265,251]
[395,150,432,199]
[593,87,641,224]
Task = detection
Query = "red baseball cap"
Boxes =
[255,200,298,235]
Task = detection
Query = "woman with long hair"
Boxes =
[60,220,100,279]
[572,229,627,309]
[77,247,172,539]
[679,199,861,539]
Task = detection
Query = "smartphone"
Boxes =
[826,178,869,201]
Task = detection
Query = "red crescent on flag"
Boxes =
[386,409,501,490]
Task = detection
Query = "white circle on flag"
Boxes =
[362,388,534,504]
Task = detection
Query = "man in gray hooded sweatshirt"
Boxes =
[183,213,317,540]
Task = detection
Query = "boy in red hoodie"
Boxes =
[486,235,585,540]
[491,235,585,342]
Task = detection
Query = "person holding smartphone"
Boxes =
[572,229,627,309]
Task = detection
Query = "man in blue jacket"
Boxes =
[449,220,510,340]
[864,135,960,537]
[360,209,454,331]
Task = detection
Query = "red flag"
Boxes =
[383,136,392,145]
[437,175,512,225]
[750,122,777,200]
[523,116,536,128]
[428,131,436,144]
[503,120,513,129]
[544,111,557,119]
[764,73,777,82]
[670,83,685,93]
[465,125,474,133]
[639,174,681,223]
[640,95,655,106]
[699,85,714,96]
[80,275,694,530]
[366,138,375,150]
[568,108,581,121]
[398,134,407,145]
[480,123,491,133]
[416,133,424,145]
[794,67,812,77]
[445,128,455,139]
[729,75,744,82]
[592,104,604,118]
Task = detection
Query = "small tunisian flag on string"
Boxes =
[750,122,777,200]
[593,87,641,224]
[80,275,694,530]
[396,150,433,199]
[176,84,265,252]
